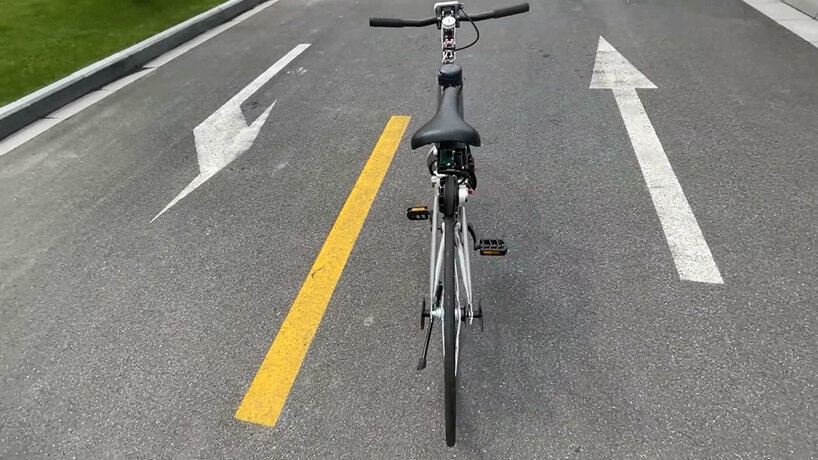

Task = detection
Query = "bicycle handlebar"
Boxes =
[490,3,530,19]
[369,2,529,28]
[369,17,437,27]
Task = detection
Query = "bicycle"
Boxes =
[370,1,529,447]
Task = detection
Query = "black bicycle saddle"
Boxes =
[411,86,481,149]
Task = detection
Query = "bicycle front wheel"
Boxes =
[442,177,457,447]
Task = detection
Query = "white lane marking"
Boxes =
[102,68,155,91]
[144,29,224,68]
[151,44,310,222]
[47,90,111,120]
[590,37,656,90]
[778,18,818,40]
[592,37,724,284]
[0,0,282,158]
[145,1,281,68]
[742,0,818,46]
[750,1,814,19]
[0,118,62,157]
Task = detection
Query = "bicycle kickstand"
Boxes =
[417,315,434,371]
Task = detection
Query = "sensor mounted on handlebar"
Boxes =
[434,1,463,29]
[435,2,462,61]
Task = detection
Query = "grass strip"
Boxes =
[0,0,227,106]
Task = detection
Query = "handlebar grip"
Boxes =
[370,17,406,27]
[492,3,529,19]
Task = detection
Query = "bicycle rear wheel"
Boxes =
[442,176,457,447]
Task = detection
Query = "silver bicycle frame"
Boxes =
[429,172,474,374]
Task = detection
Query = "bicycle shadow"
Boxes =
[453,242,646,457]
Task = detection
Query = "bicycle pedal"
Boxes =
[407,206,430,221]
[477,239,507,256]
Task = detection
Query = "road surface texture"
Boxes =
[1,0,816,457]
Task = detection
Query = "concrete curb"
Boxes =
[783,0,818,17]
[0,0,269,140]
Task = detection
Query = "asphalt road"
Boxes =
[1,0,817,457]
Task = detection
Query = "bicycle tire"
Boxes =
[442,175,457,447]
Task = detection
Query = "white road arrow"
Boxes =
[591,36,723,284]
[152,43,311,222]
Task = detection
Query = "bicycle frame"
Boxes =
[428,173,474,373]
